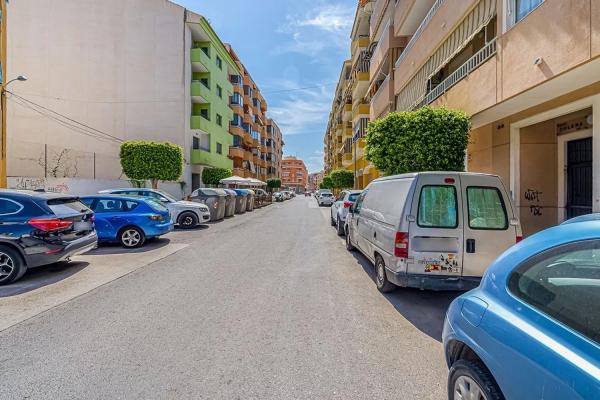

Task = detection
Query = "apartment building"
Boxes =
[308,171,324,191]
[281,156,308,193]
[266,118,284,180]
[188,14,240,190]
[389,0,600,236]
[226,45,270,181]
[323,0,379,189]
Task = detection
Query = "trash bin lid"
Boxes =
[191,188,226,197]
[212,189,228,197]
[223,189,237,197]
[246,189,255,195]
[233,189,249,196]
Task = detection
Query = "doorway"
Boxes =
[566,137,592,219]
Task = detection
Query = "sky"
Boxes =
[173,0,356,173]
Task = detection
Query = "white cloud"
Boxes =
[274,3,353,57]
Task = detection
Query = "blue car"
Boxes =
[443,215,600,400]
[81,195,173,248]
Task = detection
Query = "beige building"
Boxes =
[3,0,282,196]
[326,0,600,236]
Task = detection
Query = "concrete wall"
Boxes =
[6,0,187,182]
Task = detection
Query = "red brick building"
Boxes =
[281,156,308,193]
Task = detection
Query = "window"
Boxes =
[216,142,223,154]
[193,136,200,150]
[216,55,222,69]
[216,85,223,98]
[508,0,544,27]
[0,198,23,215]
[417,185,458,228]
[467,187,508,229]
[232,114,242,126]
[200,78,209,89]
[46,198,91,215]
[200,108,209,120]
[93,199,138,213]
[231,92,243,106]
[508,239,600,345]
[354,190,368,214]
[216,114,223,127]
[200,46,209,57]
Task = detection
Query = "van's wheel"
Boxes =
[345,228,355,251]
[375,255,396,293]
[178,212,198,229]
[448,360,503,400]
[0,245,26,286]
[336,217,345,236]
[119,226,145,248]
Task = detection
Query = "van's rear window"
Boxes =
[417,185,458,228]
[47,198,91,215]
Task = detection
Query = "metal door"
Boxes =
[407,174,463,277]
[567,138,592,219]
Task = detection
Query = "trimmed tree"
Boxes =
[319,176,333,190]
[202,167,232,186]
[267,178,282,192]
[120,141,183,189]
[366,107,470,176]
[329,169,354,189]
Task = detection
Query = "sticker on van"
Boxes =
[419,254,460,274]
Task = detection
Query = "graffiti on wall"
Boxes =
[13,177,70,193]
[524,188,543,216]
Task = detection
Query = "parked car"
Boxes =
[443,214,600,400]
[81,195,173,248]
[99,188,210,229]
[273,192,284,202]
[345,172,521,292]
[330,190,362,235]
[304,192,311,197]
[317,191,334,207]
[315,189,329,198]
[281,191,292,200]
[0,189,97,285]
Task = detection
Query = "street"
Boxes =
[0,196,459,400]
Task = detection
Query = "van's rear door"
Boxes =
[459,175,518,278]
[407,174,463,277]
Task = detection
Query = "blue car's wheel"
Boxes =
[448,360,503,400]
[119,226,145,248]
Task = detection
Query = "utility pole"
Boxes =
[0,0,7,188]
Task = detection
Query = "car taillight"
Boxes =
[394,232,409,258]
[516,235,523,243]
[343,201,353,208]
[28,218,73,232]
[148,215,164,221]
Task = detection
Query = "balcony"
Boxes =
[351,36,370,57]
[191,115,211,132]
[393,0,437,37]
[190,148,231,170]
[343,103,352,121]
[233,168,249,178]
[229,147,244,159]
[190,48,210,72]
[352,103,370,119]
[370,75,393,119]
[191,81,210,103]
[370,22,407,80]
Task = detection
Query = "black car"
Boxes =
[0,189,98,285]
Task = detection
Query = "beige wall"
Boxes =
[6,0,187,180]
[500,0,591,101]
[467,121,509,187]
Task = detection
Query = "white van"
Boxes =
[345,172,522,292]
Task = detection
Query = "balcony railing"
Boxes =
[353,118,369,142]
[414,38,497,109]
[395,0,445,67]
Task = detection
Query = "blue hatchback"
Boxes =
[81,195,173,248]
[443,215,600,399]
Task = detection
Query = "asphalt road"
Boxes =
[0,196,460,400]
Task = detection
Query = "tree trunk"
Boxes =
[151,179,158,189]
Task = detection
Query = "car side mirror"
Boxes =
[159,197,170,203]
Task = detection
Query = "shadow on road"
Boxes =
[175,224,209,231]
[87,237,172,256]
[0,261,90,298]
[350,250,463,342]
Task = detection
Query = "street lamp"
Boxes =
[3,75,27,88]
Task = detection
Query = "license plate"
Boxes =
[74,221,92,231]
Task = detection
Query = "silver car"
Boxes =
[330,190,362,235]
[99,188,211,229]
[317,191,334,207]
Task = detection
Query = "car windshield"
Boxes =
[154,191,178,202]
[348,193,360,202]
[46,198,91,216]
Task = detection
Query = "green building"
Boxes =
[188,15,240,189]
